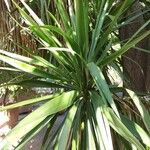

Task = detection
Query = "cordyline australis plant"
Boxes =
[0,0,150,149]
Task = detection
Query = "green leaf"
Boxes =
[120,114,150,147]
[20,0,44,25]
[91,91,113,150]
[104,108,145,150]
[12,0,37,26]
[13,0,59,47]
[75,0,89,58]
[41,115,58,150]
[86,119,97,150]
[125,20,150,44]
[118,9,150,28]
[0,93,60,111]
[88,62,119,116]
[0,91,78,149]
[71,101,83,150]
[15,116,52,150]
[55,0,70,31]
[0,49,50,68]
[47,11,61,27]
[0,67,20,72]
[134,47,150,54]
[32,55,57,69]
[9,79,70,89]
[126,89,150,134]
[0,54,56,79]
[41,47,75,55]
[100,30,150,66]
[37,25,80,54]
[54,103,78,150]
[89,0,109,61]
[97,0,134,49]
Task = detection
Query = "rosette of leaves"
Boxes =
[0,0,150,149]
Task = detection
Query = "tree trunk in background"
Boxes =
[0,1,37,134]
[0,0,19,133]
[119,0,149,92]
[145,20,150,92]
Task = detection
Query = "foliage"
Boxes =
[0,0,150,149]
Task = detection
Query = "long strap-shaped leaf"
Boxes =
[0,93,60,111]
[0,91,78,150]
[0,54,56,79]
[100,30,150,67]
[120,114,150,147]
[0,49,57,70]
[89,0,109,61]
[2,79,71,90]
[54,103,78,150]
[0,48,68,81]
[104,108,145,150]
[88,62,119,116]
[20,0,44,25]
[13,0,59,47]
[71,101,83,150]
[75,0,89,58]
[86,118,97,150]
[55,0,70,31]
[97,0,134,49]
[91,91,113,150]
[15,116,52,150]
[0,49,45,67]
[126,89,150,134]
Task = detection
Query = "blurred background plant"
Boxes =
[0,0,150,150]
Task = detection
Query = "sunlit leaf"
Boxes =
[0,91,78,149]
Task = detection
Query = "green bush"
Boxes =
[0,0,150,149]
